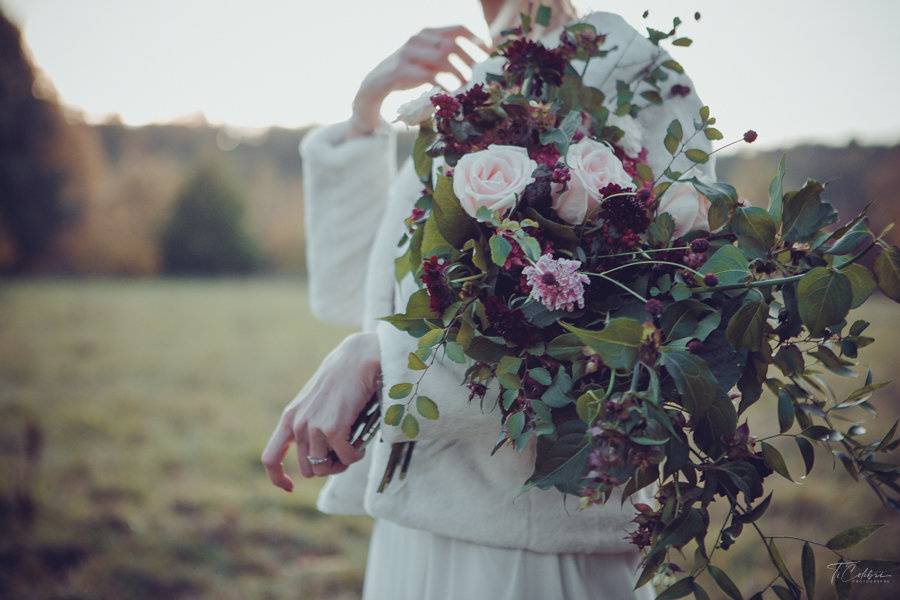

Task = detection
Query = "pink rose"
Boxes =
[452,145,537,220]
[656,182,711,238]
[552,138,634,225]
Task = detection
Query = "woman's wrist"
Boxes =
[349,82,388,138]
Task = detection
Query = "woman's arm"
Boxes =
[302,26,488,327]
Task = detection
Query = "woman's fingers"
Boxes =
[436,25,492,53]
[328,427,365,466]
[307,427,336,477]
[294,423,313,478]
[261,420,294,492]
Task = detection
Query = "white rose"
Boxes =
[552,138,634,225]
[656,182,711,238]
[452,145,537,220]
[607,113,644,159]
[395,87,440,126]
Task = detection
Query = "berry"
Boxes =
[689,238,709,253]
[743,130,758,143]
[703,273,719,287]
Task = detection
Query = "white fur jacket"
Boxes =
[300,12,716,554]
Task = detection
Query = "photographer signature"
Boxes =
[828,561,895,585]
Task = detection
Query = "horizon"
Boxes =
[5,0,900,150]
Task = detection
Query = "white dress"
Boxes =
[363,519,656,600]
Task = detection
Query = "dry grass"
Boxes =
[0,279,897,599]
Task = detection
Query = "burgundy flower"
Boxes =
[743,130,758,143]
[431,93,461,120]
[483,296,534,346]
[529,143,561,167]
[421,256,453,313]
[502,39,567,95]
[597,185,652,234]
[456,83,490,115]
[551,165,571,184]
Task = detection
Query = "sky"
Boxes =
[4,0,900,149]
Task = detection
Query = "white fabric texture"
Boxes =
[362,518,656,600]
[302,11,717,552]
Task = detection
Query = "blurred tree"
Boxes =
[161,165,264,275]
[0,9,84,273]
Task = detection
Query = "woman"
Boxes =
[262,1,715,598]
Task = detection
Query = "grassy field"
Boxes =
[1,279,898,599]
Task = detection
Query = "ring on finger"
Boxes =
[307,455,330,466]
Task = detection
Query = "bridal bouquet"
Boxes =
[381,9,899,599]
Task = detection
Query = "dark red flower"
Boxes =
[455,83,490,115]
[743,130,758,143]
[431,93,461,120]
[529,143,561,167]
[598,185,651,235]
[483,295,534,347]
[421,256,453,313]
[502,39,567,95]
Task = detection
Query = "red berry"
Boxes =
[743,130,758,143]
[703,273,719,287]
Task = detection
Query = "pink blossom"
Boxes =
[522,254,590,312]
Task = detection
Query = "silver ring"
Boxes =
[307,455,330,466]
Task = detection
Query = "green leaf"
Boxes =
[561,318,643,370]
[408,352,427,370]
[383,404,404,426]
[416,396,439,420]
[465,336,509,362]
[827,218,872,255]
[825,523,884,550]
[801,542,815,600]
[700,245,750,286]
[541,370,573,408]
[796,437,814,476]
[489,234,512,266]
[781,179,837,243]
[381,288,439,333]
[528,367,553,385]
[766,540,798,589]
[657,577,695,600]
[874,245,900,301]
[660,347,717,417]
[761,441,792,481]
[660,299,720,343]
[733,207,776,260]
[401,413,419,439]
[725,300,769,351]
[547,333,584,361]
[704,127,724,141]
[662,59,684,73]
[796,267,852,336]
[535,3,552,26]
[432,174,478,248]
[841,263,876,309]
[707,565,743,600]
[735,491,772,523]
[525,417,590,494]
[412,125,437,183]
[685,148,709,164]
[672,36,693,46]
[767,154,786,223]
[388,383,413,399]
[667,118,684,143]
[649,212,675,245]
[777,389,795,433]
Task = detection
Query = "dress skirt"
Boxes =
[362,519,657,600]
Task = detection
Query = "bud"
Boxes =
[703,273,719,287]
[687,339,704,354]
[743,130,758,143]
[645,298,664,317]
[689,238,709,253]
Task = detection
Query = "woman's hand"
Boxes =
[349,25,491,135]
[262,332,380,491]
